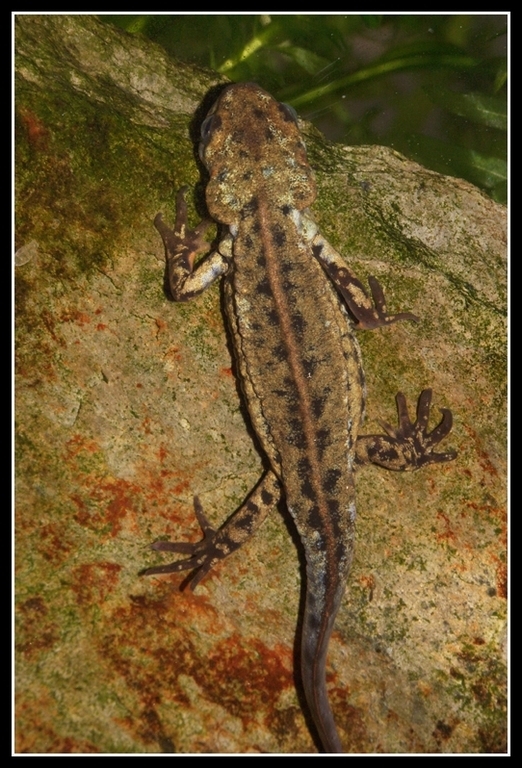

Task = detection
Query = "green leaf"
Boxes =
[425,87,507,130]
[406,133,506,195]
[493,59,507,92]
[361,16,384,29]
[277,45,330,76]
[466,150,507,188]
[287,50,478,108]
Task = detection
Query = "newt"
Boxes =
[144,82,455,753]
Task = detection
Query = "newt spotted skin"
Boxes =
[144,83,456,753]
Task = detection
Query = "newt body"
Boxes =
[145,83,455,752]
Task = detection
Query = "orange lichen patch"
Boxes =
[65,434,101,460]
[204,637,292,720]
[41,309,66,347]
[463,424,500,479]
[63,435,144,535]
[135,582,226,638]
[358,574,376,600]
[164,345,183,364]
[18,107,49,149]
[331,698,368,753]
[172,480,192,497]
[417,680,433,697]
[146,469,192,503]
[76,582,295,749]
[435,510,457,545]
[15,694,100,754]
[63,432,199,540]
[144,446,193,499]
[37,523,75,564]
[59,309,92,326]
[464,500,506,527]
[70,561,123,606]
[495,559,507,599]
[434,501,506,570]
[16,597,59,657]
[71,477,140,537]
[57,306,120,340]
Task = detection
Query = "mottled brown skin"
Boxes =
[145,83,456,753]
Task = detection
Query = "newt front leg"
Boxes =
[154,187,229,301]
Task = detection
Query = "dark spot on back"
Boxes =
[242,198,259,217]
[298,456,311,477]
[272,226,286,247]
[272,342,288,362]
[266,308,279,326]
[316,428,331,452]
[307,504,322,530]
[302,357,318,378]
[324,468,341,493]
[288,421,307,449]
[312,394,328,418]
[328,498,340,518]
[256,277,272,297]
[301,478,315,501]
[291,312,306,337]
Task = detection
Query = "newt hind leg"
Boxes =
[142,472,281,590]
[356,389,456,471]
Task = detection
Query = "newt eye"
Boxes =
[279,103,299,123]
[200,115,215,142]
[200,114,221,164]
